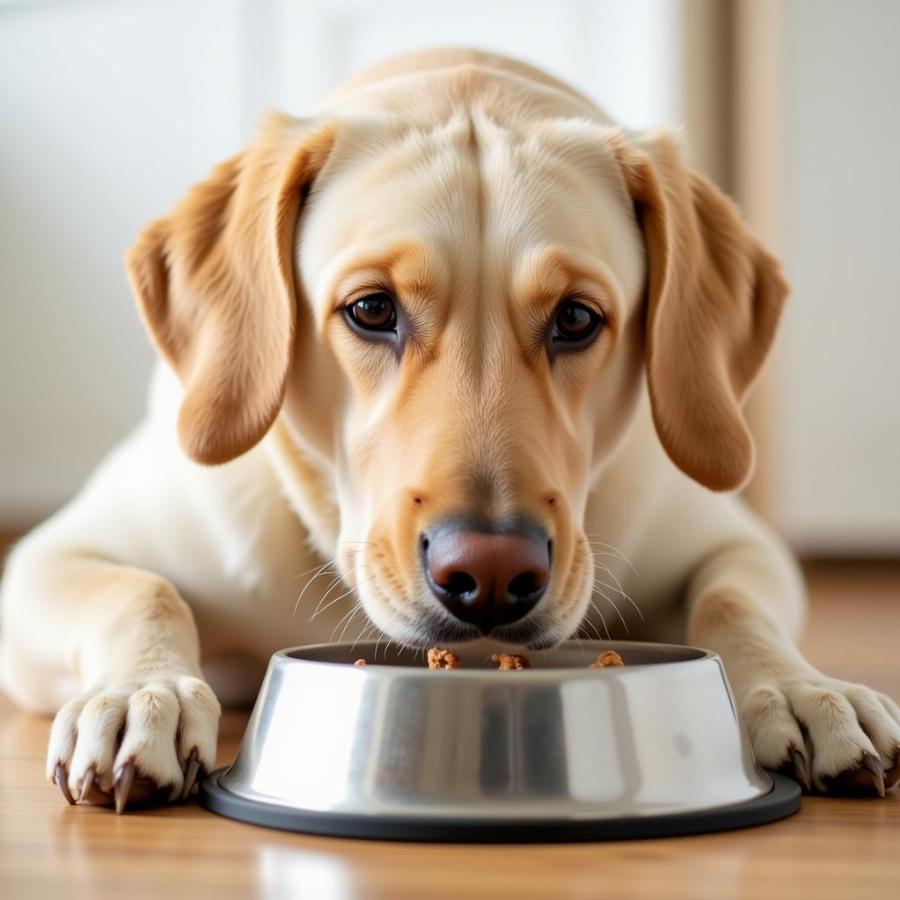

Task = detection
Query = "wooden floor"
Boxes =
[1,563,898,899]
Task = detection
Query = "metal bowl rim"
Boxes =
[270,639,718,679]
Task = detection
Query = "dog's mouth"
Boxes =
[366,597,566,651]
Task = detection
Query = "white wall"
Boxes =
[772,0,900,554]
[0,0,680,523]
[273,0,680,124]
[1,0,248,520]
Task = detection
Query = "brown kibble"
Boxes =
[589,650,625,668]
[353,659,367,667]
[491,653,531,670]
[427,647,462,669]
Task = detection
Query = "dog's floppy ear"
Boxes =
[126,113,335,465]
[612,130,789,491]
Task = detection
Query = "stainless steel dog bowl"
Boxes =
[200,641,800,841]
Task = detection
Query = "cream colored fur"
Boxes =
[2,49,898,808]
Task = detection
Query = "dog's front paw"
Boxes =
[46,674,220,813]
[739,673,900,796]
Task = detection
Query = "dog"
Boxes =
[2,48,898,812]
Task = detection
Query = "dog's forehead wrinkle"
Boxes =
[469,111,490,371]
[301,107,644,328]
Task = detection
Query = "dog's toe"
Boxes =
[69,691,128,798]
[113,684,183,797]
[739,684,811,789]
[790,685,878,791]
[175,676,220,777]
[46,695,86,798]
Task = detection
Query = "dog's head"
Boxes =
[127,76,787,649]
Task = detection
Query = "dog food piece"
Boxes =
[427,647,462,670]
[491,653,531,670]
[589,650,625,668]
[353,658,367,667]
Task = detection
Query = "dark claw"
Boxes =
[180,749,201,801]
[114,762,135,815]
[54,763,76,806]
[824,751,886,798]
[883,744,900,791]
[863,753,887,799]
[78,767,96,804]
[791,749,812,793]
[777,747,811,792]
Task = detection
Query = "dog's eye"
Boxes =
[346,292,397,332]
[550,299,605,349]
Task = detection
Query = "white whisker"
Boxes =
[308,547,363,619]
[592,563,644,623]
[310,575,376,622]
[329,602,361,644]
[292,560,338,618]
[584,535,638,573]
[585,600,611,640]
[289,559,336,583]
[592,585,630,636]
[374,630,385,662]
[351,621,378,656]
[307,573,346,618]
[584,606,607,641]
[338,603,365,644]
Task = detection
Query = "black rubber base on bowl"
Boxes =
[199,770,801,843]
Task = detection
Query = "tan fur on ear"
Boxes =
[126,114,335,465]
[612,131,789,491]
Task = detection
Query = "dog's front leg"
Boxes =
[686,539,900,795]
[1,543,220,812]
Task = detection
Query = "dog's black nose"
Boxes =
[422,520,550,634]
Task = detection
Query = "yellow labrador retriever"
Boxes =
[2,49,898,811]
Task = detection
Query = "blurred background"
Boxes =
[1,0,899,559]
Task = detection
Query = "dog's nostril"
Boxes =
[442,571,478,598]
[507,571,542,599]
